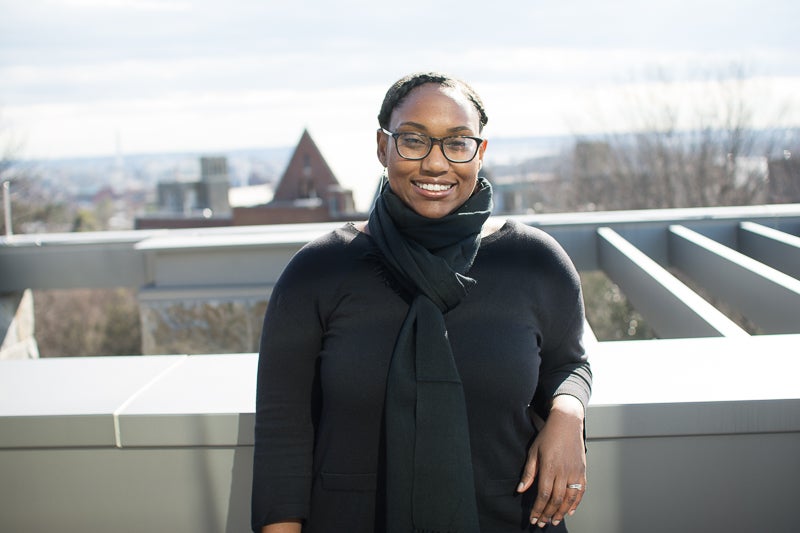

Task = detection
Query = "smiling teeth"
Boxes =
[417,182,453,192]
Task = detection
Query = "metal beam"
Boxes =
[669,225,800,334]
[0,235,151,291]
[738,221,800,279]
[597,227,748,338]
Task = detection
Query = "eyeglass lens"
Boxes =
[395,132,478,162]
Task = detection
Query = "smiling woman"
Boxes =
[251,72,592,533]
[376,80,488,219]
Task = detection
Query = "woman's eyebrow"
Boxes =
[395,121,429,131]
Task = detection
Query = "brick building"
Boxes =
[136,130,361,229]
[233,130,359,225]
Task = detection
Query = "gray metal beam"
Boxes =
[738,221,800,279]
[597,227,748,339]
[133,228,334,289]
[669,225,800,334]
[0,238,150,291]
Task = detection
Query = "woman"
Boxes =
[252,72,592,533]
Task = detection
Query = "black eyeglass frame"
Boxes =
[380,128,485,163]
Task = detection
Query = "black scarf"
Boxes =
[367,177,492,533]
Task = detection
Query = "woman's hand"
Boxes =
[516,395,587,528]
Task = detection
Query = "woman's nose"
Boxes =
[421,143,449,173]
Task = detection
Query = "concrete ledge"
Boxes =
[116,354,256,447]
[0,355,184,448]
[1,336,799,533]
[2,336,799,449]
[588,334,800,406]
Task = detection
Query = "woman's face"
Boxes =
[377,83,487,219]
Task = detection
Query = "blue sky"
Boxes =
[1,0,799,203]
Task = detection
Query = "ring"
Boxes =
[567,483,583,490]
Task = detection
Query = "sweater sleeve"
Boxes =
[529,231,593,421]
[533,300,593,418]
[251,241,328,531]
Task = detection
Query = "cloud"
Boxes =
[58,0,192,11]
[2,0,799,196]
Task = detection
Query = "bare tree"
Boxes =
[34,288,142,357]
[565,65,799,211]
[1,113,75,235]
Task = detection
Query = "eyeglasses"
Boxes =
[381,128,484,163]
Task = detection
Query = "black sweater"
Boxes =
[252,220,592,532]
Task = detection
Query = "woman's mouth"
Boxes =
[414,181,455,192]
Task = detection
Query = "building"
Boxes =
[135,132,361,229]
[232,130,360,225]
[135,156,234,230]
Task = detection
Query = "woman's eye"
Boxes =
[445,139,470,151]
[401,135,427,147]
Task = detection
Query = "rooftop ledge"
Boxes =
[3,205,800,533]
[2,334,799,450]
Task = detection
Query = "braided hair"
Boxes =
[377,72,489,133]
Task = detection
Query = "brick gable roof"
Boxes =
[272,129,341,203]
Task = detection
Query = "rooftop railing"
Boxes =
[1,204,799,533]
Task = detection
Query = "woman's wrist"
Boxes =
[261,519,302,533]
[549,394,585,421]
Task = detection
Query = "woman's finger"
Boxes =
[553,481,586,525]
[567,480,586,515]
[528,463,556,526]
[517,443,539,493]
[534,473,568,528]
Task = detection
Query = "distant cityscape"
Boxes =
[4,133,577,233]
[4,127,798,235]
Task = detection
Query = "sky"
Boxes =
[1,0,799,207]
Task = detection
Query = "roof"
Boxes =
[271,129,341,202]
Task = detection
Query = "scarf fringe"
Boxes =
[361,250,413,302]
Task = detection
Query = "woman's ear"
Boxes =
[376,128,389,167]
[476,139,487,170]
